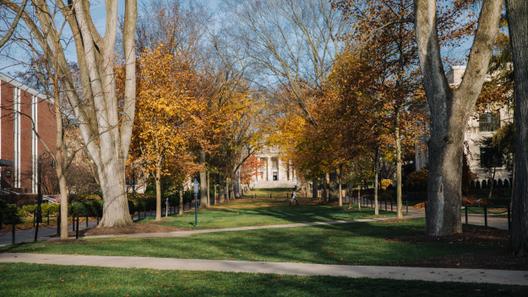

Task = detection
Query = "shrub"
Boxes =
[1,204,22,225]
[406,170,428,191]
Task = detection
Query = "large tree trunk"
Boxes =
[155,164,162,221]
[98,159,132,227]
[206,170,211,206]
[338,166,343,207]
[426,121,466,234]
[395,108,403,219]
[178,190,184,216]
[507,0,528,256]
[415,0,502,237]
[374,147,380,216]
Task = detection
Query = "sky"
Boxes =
[0,0,472,78]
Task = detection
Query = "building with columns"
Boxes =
[0,73,56,194]
[248,146,298,189]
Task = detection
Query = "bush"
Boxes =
[1,204,22,225]
[70,201,88,217]
[19,204,37,217]
[41,203,59,215]
[406,170,428,191]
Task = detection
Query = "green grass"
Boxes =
[243,188,294,198]
[145,203,391,229]
[0,219,507,267]
[1,263,526,297]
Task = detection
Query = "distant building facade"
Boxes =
[415,65,512,183]
[247,146,298,189]
[0,73,56,193]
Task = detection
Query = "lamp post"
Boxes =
[193,177,199,227]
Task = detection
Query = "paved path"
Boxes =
[84,215,422,240]
[0,221,97,246]
[1,253,526,286]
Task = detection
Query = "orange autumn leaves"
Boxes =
[132,45,204,179]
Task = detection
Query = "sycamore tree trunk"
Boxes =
[357,186,361,211]
[155,164,162,221]
[395,109,403,219]
[206,170,211,206]
[415,0,502,236]
[178,190,184,215]
[374,147,380,216]
[338,167,343,207]
[507,0,528,256]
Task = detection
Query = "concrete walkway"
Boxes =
[1,253,526,286]
[0,221,97,246]
[84,215,422,240]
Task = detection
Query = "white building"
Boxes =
[416,65,512,183]
[248,146,298,189]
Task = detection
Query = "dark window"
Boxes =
[273,172,278,181]
[479,112,500,132]
[480,146,502,168]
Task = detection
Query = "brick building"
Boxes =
[0,73,56,193]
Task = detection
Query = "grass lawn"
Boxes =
[1,263,526,297]
[3,219,524,269]
[142,199,391,229]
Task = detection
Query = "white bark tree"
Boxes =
[506,0,528,256]
[415,0,502,236]
[1,0,138,227]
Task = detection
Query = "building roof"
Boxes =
[0,72,51,102]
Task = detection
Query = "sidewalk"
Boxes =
[84,215,423,240]
[0,221,98,246]
[1,253,526,286]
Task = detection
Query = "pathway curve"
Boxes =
[83,215,422,240]
[1,253,526,286]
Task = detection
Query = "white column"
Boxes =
[31,95,38,193]
[267,157,272,181]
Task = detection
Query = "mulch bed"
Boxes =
[83,224,181,236]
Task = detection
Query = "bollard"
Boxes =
[75,216,80,239]
[86,215,89,228]
[507,204,511,231]
[484,206,488,228]
[465,206,468,224]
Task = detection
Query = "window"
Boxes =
[479,112,500,132]
[273,172,278,181]
[480,146,502,168]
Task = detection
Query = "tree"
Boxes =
[133,45,204,221]
[415,0,502,236]
[1,0,138,227]
[506,0,528,256]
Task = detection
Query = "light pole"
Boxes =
[193,177,199,227]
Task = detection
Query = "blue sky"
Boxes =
[0,0,472,77]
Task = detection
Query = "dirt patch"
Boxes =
[83,223,181,236]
